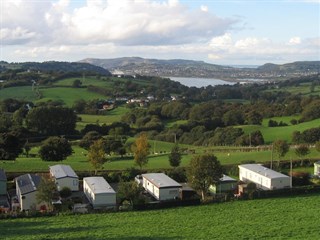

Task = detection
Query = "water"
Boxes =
[169,77,235,88]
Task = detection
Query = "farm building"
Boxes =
[239,164,290,190]
[314,161,320,176]
[83,177,116,209]
[0,169,7,195]
[49,164,79,191]
[142,173,182,201]
[209,174,238,194]
[15,174,44,211]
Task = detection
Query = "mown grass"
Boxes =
[1,142,319,173]
[267,83,320,96]
[76,107,130,129]
[2,194,320,239]
[240,118,320,143]
[0,86,38,101]
[53,76,114,88]
[36,87,106,107]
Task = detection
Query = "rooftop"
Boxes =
[220,174,237,182]
[83,177,115,194]
[239,164,289,179]
[50,164,78,179]
[142,173,182,188]
[0,169,6,181]
[16,174,41,195]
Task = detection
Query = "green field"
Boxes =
[77,107,130,129]
[240,118,320,143]
[36,87,106,107]
[2,194,319,239]
[0,86,38,101]
[0,142,319,173]
[266,82,320,96]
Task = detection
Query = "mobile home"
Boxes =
[49,164,79,191]
[83,177,116,209]
[239,164,290,190]
[142,173,182,201]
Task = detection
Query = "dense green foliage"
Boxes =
[26,106,77,135]
[0,132,23,160]
[38,137,73,161]
[188,154,223,200]
[2,195,320,239]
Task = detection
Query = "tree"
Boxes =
[38,137,73,161]
[187,154,223,201]
[59,187,72,199]
[295,144,310,166]
[26,106,77,135]
[36,177,57,211]
[0,132,23,160]
[79,131,102,150]
[117,181,142,206]
[131,133,150,170]
[168,144,182,168]
[273,140,289,166]
[72,79,82,88]
[88,139,106,175]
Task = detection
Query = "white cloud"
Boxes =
[207,35,320,64]
[288,37,301,45]
[1,0,235,46]
[200,5,208,12]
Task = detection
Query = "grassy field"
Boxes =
[76,107,130,129]
[0,142,319,173]
[36,87,106,107]
[0,86,38,101]
[240,117,320,143]
[267,82,320,96]
[2,194,320,239]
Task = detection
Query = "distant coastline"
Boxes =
[169,77,236,88]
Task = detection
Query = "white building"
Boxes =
[314,161,320,176]
[142,173,182,201]
[15,174,44,211]
[239,164,290,190]
[49,164,79,191]
[83,177,116,209]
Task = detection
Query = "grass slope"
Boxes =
[0,86,38,101]
[240,118,320,143]
[36,87,106,107]
[1,143,319,173]
[2,195,320,239]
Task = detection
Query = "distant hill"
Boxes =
[80,57,320,80]
[257,61,320,72]
[80,57,233,78]
[0,61,112,76]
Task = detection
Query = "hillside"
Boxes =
[257,61,320,72]
[80,57,233,78]
[80,57,320,80]
[0,61,112,76]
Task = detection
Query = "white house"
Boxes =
[314,161,320,176]
[239,164,290,190]
[83,177,116,209]
[15,174,43,211]
[49,164,79,191]
[142,173,182,201]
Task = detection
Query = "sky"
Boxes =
[1,0,319,65]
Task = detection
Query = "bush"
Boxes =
[60,187,72,199]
